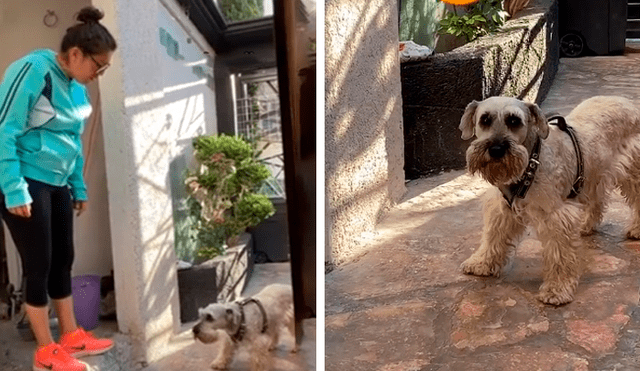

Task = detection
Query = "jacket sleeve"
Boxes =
[67,140,87,202]
[0,59,45,208]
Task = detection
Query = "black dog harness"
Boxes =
[501,114,584,207]
[231,298,268,343]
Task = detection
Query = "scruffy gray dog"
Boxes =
[192,284,296,371]
[459,96,640,305]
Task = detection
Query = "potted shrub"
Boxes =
[176,133,275,322]
[437,0,507,46]
[185,134,275,252]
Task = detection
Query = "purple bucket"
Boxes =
[72,275,101,330]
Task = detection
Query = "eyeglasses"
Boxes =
[88,54,110,76]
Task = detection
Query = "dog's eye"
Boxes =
[480,113,492,127]
[506,115,522,129]
[206,314,214,322]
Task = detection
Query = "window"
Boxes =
[212,0,273,23]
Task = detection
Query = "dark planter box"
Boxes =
[177,233,254,322]
[250,197,290,263]
[401,0,559,179]
[177,264,217,323]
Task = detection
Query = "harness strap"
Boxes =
[546,113,584,198]
[230,298,269,343]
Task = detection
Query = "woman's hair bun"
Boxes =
[76,6,104,24]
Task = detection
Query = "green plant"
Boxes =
[184,134,275,260]
[437,0,507,42]
[219,0,264,22]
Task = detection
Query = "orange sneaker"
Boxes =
[60,328,114,358]
[33,343,88,371]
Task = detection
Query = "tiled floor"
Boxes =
[0,262,315,371]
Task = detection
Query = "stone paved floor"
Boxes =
[325,43,640,371]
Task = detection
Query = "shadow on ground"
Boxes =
[326,170,640,371]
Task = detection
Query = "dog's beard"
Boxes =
[193,323,224,344]
[466,139,529,185]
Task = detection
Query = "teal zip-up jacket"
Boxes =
[0,49,91,208]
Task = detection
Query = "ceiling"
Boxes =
[175,0,277,73]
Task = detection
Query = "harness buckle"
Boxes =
[573,176,584,192]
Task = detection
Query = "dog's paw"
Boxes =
[627,227,640,240]
[210,360,228,370]
[538,284,575,306]
[460,256,500,277]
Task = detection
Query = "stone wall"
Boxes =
[326,0,406,264]
[402,0,559,179]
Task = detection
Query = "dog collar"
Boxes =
[547,114,584,198]
[230,298,269,343]
[501,136,541,207]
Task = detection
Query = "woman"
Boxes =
[0,6,117,371]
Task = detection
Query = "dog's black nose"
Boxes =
[488,141,509,158]
[192,326,200,335]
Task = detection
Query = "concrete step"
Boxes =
[83,349,127,371]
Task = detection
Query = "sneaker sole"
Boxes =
[67,343,114,358]
[33,360,89,371]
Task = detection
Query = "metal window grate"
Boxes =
[236,96,282,143]
[235,80,285,198]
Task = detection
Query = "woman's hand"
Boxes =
[73,201,87,216]
[8,204,32,218]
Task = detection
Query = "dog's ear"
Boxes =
[459,100,479,140]
[527,102,549,139]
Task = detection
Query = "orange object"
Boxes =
[60,328,114,358]
[441,0,480,4]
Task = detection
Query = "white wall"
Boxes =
[0,0,113,287]
[91,0,217,363]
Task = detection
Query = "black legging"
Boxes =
[1,178,74,307]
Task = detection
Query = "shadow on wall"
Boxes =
[169,146,196,262]
[326,2,405,264]
[108,78,210,362]
[485,11,558,103]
